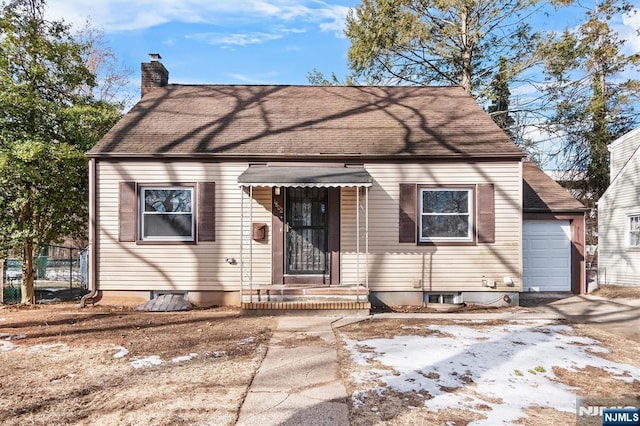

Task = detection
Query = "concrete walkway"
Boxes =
[236,317,350,426]
[521,294,640,342]
[236,295,640,425]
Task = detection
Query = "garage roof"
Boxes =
[523,162,588,213]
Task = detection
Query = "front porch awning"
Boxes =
[237,165,373,188]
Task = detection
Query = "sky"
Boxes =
[43,1,640,113]
[45,0,357,95]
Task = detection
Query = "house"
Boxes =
[598,127,640,286]
[83,55,586,311]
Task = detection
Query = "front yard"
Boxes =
[1,297,640,425]
[337,318,640,425]
[0,305,273,425]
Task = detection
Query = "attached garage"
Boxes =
[522,162,588,294]
[523,220,571,291]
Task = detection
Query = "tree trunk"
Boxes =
[459,8,472,94]
[21,240,35,304]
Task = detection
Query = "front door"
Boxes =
[286,187,328,276]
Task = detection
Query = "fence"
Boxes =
[2,245,88,304]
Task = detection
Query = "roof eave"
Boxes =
[524,207,590,214]
[86,152,527,160]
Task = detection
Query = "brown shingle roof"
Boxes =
[88,85,525,159]
[523,162,587,213]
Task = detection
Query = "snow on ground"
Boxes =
[343,321,640,426]
[0,333,26,340]
[113,346,129,359]
[128,352,200,368]
[0,340,15,351]
[172,353,198,363]
[27,343,68,354]
[3,337,199,369]
[131,355,163,368]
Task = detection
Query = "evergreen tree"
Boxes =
[0,0,122,303]
[540,0,639,200]
[488,57,516,138]
[344,0,566,100]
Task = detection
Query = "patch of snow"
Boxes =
[113,346,129,359]
[131,355,163,368]
[172,353,198,363]
[38,298,62,304]
[0,340,15,351]
[453,319,488,324]
[239,336,256,345]
[0,333,26,340]
[343,323,640,426]
[27,343,68,354]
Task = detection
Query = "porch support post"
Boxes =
[240,186,245,302]
[365,186,369,291]
[249,186,253,299]
[240,185,255,303]
[356,187,360,294]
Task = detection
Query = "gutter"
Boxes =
[80,158,98,307]
[85,152,528,161]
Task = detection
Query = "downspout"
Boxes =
[80,158,98,307]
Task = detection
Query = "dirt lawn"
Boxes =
[0,304,274,426]
[1,285,640,425]
[336,318,640,425]
[334,285,640,425]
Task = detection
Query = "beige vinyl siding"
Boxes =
[341,162,522,292]
[598,147,640,286]
[96,161,272,291]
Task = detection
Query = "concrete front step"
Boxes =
[240,301,371,316]
[242,294,368,303]
[239,285,370,314]
[242,285,368,301]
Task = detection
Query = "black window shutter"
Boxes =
[399,183,417,243]
[477,183,495,243]
[198,182,216,242]
[119,181,136,242]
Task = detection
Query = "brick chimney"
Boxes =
[141,53,168,97]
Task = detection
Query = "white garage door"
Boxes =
[523,220,571,292]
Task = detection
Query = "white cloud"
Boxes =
[187,31,284,47]
[45,0,351,36]
[185,25,308,48]
[621,9,640,54]
[225,72,279,84]
[316,5,351,36]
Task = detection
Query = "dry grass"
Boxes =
[336,318,640,425]
[592,284,640,299]
[0,303,274,426]
[3,292,640,425]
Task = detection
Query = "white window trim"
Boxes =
[628,213,640,248]
[419,187,473,242]
[140,186,195,241]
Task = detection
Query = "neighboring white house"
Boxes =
[598,127,640,286]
